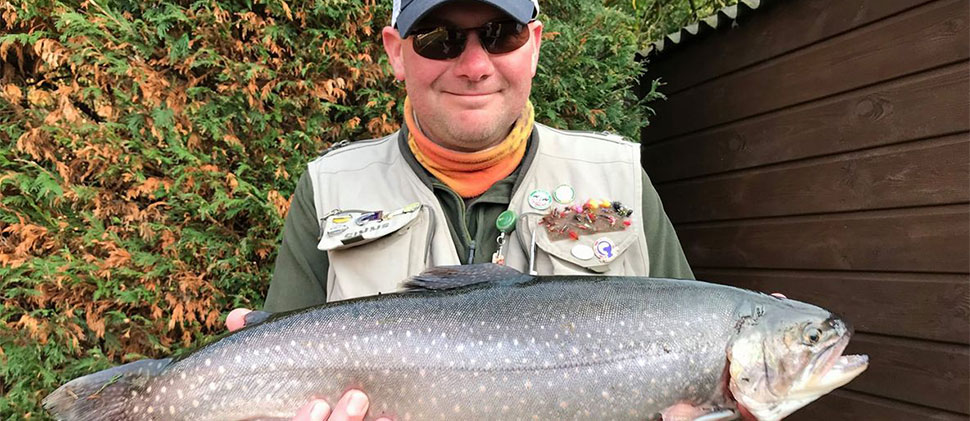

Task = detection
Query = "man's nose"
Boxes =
[453,32,494,81]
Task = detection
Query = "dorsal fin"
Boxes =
[403,263,532,291]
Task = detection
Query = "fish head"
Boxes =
[726,297,869,421]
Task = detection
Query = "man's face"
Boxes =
[383,1,543,152]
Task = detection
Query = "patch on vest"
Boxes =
[538,199,633,241]
[317,203,422,251]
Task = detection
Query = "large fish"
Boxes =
[45,264,868,421]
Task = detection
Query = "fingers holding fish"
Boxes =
[292,399,331,421]
[291,391,392,421]
[327,390,369,421]
[226,308,251,332]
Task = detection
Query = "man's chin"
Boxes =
[434,124,508,151]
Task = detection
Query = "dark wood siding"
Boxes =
[639,0,969,419]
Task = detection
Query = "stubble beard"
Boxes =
[419,105,522,152]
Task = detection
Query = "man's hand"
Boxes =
[225,308,392,421]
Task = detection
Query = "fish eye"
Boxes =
[802,325,823,345]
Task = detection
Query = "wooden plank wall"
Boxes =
[639,0,969,419]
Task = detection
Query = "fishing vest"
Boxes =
[306,123,650,301]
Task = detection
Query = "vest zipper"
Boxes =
[466,240,476,264]
[439,184,476,264]
[431,181,478,264]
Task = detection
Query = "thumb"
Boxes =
[226,308,251,332]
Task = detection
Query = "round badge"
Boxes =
[528,190,552,210]
[571,244,594,260]
[593,237,616,262]
[553,184,576,204]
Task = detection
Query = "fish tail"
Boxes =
[44,358,172,421]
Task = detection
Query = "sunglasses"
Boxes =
[409,20,532,60]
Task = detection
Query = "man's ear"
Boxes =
[382,26,407,81]
[528,20,543,77]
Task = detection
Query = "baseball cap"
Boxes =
[392,0,540,37]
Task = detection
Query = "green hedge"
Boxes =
[0,0,657,418]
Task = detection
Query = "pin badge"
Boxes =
[402,202,421,213]
[553,184,575,204]
[571,244,594,260]
[355,211,382,225]
[384,202,422,220]
[593,237,616,262]
[326,225,349,236]
[528,190,552,210]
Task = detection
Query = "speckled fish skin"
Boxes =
[45,265,844,421]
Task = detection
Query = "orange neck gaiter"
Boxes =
[405,97,533,198]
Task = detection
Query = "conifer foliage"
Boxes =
[0,0,654,417]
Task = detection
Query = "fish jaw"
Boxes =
[731,335,869,421]
[790,335,869,398]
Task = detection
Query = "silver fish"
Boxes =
[44,264,868,421]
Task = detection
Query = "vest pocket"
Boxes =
[324,207,431,301]
[519,214,641,276]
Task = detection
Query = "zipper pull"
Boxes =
[491,210,517,266]
[466,240,477,264]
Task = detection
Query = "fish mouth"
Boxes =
[794,335,869,397]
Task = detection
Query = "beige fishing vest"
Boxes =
[307,123,649,301]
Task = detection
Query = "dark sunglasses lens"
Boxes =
[412,27,465,60]
[411,21,530,60]
[480,22,529,54]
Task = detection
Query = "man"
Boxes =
[227,0,693,419]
